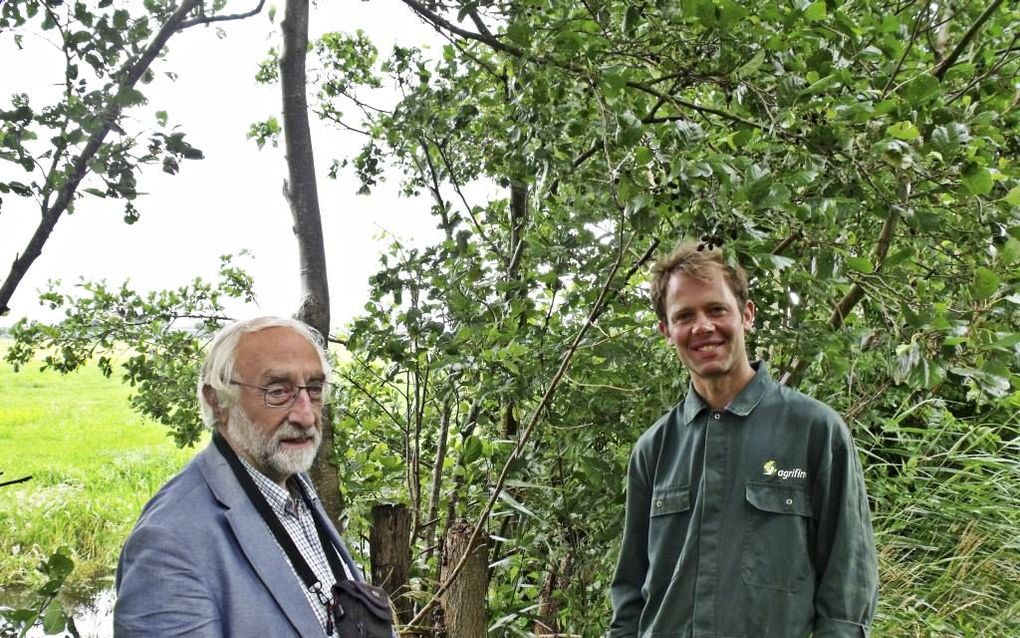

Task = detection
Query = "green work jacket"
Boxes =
[610,363,878,637]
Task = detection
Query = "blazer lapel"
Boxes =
[197,445,325,638]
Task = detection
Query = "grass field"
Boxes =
[0,346,202,596]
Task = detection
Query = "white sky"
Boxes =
[0,1,445,333]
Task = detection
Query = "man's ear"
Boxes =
[743,300,756,331]
[202,384,228,426]
[657,321,669,338]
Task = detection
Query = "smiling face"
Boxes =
[658,268,756,405]
[220,326,326,486]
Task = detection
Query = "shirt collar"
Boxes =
[237,456,317,514]
[681,361,771,425]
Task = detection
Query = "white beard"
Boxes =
[225,404,321,480]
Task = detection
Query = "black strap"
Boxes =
[290,474,350,584]
[212,432,347,600]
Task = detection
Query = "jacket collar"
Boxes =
[681,361,771,425]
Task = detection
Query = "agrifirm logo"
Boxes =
[763,459,807,480]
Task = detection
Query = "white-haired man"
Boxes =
[114,317,391,637]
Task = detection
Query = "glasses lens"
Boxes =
[264,384,295,407]
[305,385,321,401]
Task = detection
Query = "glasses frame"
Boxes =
[229,379,329,409]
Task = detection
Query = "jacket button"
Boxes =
[785,498,793,506]
[656,500,663,508]
[713,413,721,420]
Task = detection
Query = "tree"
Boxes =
[0,0,266,316]
[320,0,1020,632]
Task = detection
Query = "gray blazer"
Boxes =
[114,442,362,637]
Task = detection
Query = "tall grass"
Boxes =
[862,400,1020,637]
[0,347,201,594]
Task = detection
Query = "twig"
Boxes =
[176,0,266,31]
[0,475,33,488]
[398,0,523,57]
[883,4,927,95]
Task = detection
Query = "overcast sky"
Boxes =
[0,1,445,332]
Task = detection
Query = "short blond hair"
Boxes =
[649,242,749,323]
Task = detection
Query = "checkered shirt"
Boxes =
[239,459,352,635]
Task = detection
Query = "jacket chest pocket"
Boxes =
[647,484,691,574]
[650,484,690,518]
[741,482,813,592]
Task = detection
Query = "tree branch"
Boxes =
[632,82,772,133]
[933,0,1006,81]
[176,0,266,31]
[0,474,33,488]
[780,206,900,387]
[398,0,523,57]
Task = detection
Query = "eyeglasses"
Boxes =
[229,380,329,408]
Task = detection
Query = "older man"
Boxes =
[610,243,879,637]
[115,317,390,637]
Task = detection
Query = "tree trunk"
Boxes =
[439,520,488,638]
[424,399,452,564]
[370,504,412,625]
[279,0,340,523]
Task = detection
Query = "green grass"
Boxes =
[0,345,202,594]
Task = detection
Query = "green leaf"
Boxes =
[1002,185,1020,207]
[616,111,643,147]
[115,87,146,107]
[760,183,791,209]
[845,256,874,273]
[42,599,69,634]
[972,267,999,300]
[887,121,920,141]
[803,1,827,21]
[735,49,765,80]
[929,123,971,154]
[634,146,652,166]
[601,68,629,99]
[623,6,642,34]
[506,22,530,46]
[717,0,747,29]
[801,73,840,95]
[461,435,483,465]
[962,164,993,196]
[900,74,940,103]
[674,119,706,147]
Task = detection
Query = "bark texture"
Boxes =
[439,520,489,638]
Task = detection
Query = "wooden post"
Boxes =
[370,503,412,625]
[439,520,488,638]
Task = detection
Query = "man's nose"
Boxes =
[287,388,318,427]
[691,315,715,334]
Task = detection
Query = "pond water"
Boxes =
[1,587,114,638]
